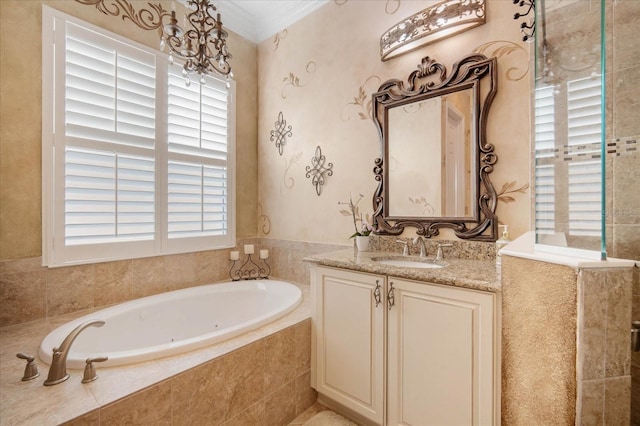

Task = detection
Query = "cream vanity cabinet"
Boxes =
[310,265,500,426]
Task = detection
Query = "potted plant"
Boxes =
[340,194,375,252]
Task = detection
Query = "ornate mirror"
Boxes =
[372,54,498,241]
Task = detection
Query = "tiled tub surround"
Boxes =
[0,239,348,328]
[0,283,314,425]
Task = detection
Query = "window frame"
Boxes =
[42,6,236,267]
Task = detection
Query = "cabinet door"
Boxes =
[311,266,385,424]
[387,278,498,426]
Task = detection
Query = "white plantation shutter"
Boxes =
[534,86,556,235]
[166,66,230,240]
[42,7,235,266]
[567,77,602,237]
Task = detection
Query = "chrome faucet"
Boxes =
[44,320,105,386]
[412,236,427,257]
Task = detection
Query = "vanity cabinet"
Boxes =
[310,265,500,426]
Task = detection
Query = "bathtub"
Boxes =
[38,280,302,369]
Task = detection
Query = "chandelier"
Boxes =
[160,0,232,83]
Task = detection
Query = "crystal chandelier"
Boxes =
[160,0,232,84]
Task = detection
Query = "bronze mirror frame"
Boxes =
[371,53,498,241]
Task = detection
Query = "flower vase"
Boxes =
[355,235,370,252]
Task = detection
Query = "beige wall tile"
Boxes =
[605,269,633,377]
[94,260,133,307]
[613,0,640,72]
[61,410,100,426]
[577,379,605,426]
[632,365,640,426]
[0,269,46,326]
[613,66,640,138]
[264,380,296,426]
[612,153,640,225]
[612,224,640,261]
[264,324,296,395]
[46,264,95,317]
[224,401,266,426]
[294,319,312,375]
[223,340,266,420]
[99,382,172,425]
[129,256,169,299]
[164,253,196,291]
[604,375,631,425]
[294,370,317,417]
[171,358,226,425]
[579,269,607,380]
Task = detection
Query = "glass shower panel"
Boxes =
[533,0,605,258]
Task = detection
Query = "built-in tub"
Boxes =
[38,280,302,369]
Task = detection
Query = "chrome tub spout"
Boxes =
[44,319,105,386]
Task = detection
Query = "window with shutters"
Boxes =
[533,75,602,250]
[42,7,235,267]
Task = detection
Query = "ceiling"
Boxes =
[215,0,330,43]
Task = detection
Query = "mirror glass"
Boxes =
[387,89,475,218]
[372,54,498,241]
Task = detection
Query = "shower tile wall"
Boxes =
[608,1,640,424]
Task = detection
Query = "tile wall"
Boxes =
[62,320,315,426]
[577,268,633,424]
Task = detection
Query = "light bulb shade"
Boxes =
[380,0,486,62]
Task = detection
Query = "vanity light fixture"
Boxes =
[161,0,232,83]
[380,0,486,61]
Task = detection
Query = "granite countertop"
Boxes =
[304,248,500,293]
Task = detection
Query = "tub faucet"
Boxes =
[44,319,105,386]
[412,236,427,257]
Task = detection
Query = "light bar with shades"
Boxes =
[380,0,486,61]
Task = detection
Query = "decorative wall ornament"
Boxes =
[76,0,232,80]
[257,203,271,235]
[75,0,168,32]
[305,146,334,196]
[380,0,486,61]
[273,30,288,51]
[512,0,535,42]
[497,181,529,204]
[269,112,293,156]
[342,75,381,121]
[281,152,303,195]
[473,41,529,81]
[281,61,316,99]
[385,0,402,15]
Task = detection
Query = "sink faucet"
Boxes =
[44,319,105,386]
[435,243,453,261]
[412,236,427,257]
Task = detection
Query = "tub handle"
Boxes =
[16,353,39,381]
[82,356,108,383]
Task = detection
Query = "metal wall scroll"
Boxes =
[513,0,535,42]
[76,0,169,34]
[305,146,334,196]
[269,111,293,156]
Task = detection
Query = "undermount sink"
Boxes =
[371,257,445,269]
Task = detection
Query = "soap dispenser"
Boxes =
[496,225,510,283]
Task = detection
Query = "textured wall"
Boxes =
[501,255,578,425]
[0,0,258,260]
[256,0,531,245]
